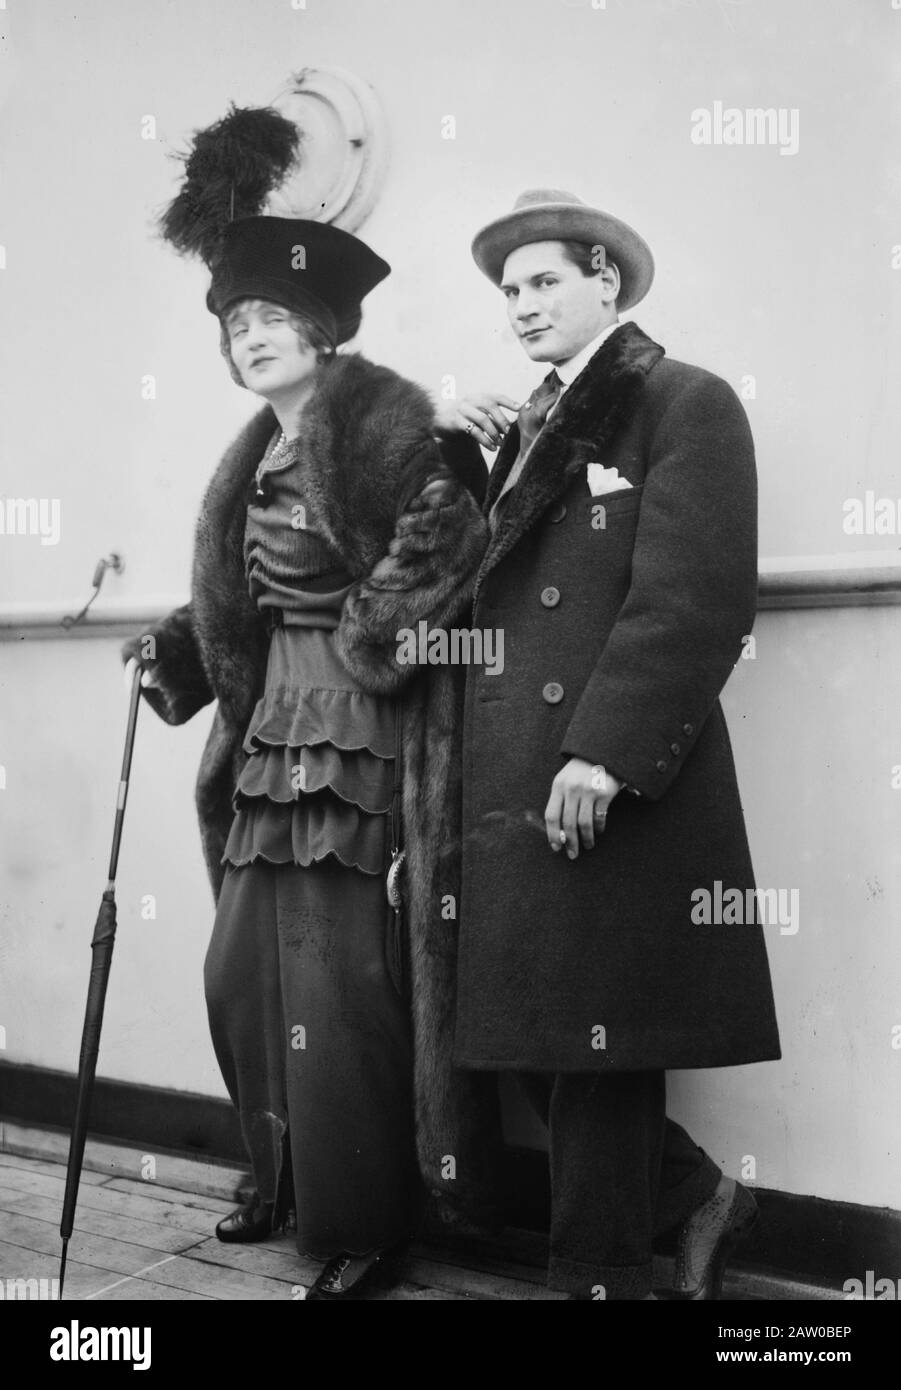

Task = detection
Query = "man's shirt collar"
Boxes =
[555,319,622,389]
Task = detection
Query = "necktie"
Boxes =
[489,370,562,531]
[517,369,562,457]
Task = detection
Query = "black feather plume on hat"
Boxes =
[159,104,301,266]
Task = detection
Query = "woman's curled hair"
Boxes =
[218,302,337,387]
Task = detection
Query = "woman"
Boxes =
[122,209,502,1299]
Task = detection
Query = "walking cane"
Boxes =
[58,662,143,1297]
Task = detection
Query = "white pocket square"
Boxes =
[586,463,633,497]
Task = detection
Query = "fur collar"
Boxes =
[291,353,438,572]
[197,352,436,575]
[190,352,439,723]
[475,321,665,596]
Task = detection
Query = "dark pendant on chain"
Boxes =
[249,474,273,508]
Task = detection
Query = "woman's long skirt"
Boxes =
[203,624,423,1259]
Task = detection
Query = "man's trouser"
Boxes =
[518,1070,721,1299]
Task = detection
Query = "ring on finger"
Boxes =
[465,421,474,434]
[558,830,567,844]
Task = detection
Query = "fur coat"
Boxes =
[122,352,504,1228]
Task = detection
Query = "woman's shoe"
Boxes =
[215,1193,274,1244]
[304,1243,408,1300]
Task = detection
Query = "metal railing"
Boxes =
[1,554,900,642]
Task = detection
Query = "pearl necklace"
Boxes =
[250,431,298,508]
[254,431,294,486]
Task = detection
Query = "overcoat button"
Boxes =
[670,742,681,756]
[540,586,561,608]
[542,682,564,704]
[682,723,693,736]
[656,759,667,773]
[549,501,567,523]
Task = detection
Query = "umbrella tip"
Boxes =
[59,1239,68,1298]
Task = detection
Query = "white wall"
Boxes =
[0,638,223,1096]
[1,0,899,1210]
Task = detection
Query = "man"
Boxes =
[447,190,781,1300]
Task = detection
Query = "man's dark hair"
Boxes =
[558,239,611,279]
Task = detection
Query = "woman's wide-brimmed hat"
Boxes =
[206,216,390,346]
[471,189,654,311]
[159,103,389,345]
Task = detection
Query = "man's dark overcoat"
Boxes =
[455,322,782,1073]
[122,352,504,1226]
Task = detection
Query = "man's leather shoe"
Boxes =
[666,1176,759,1300]
[215,1193,274,1244]
[303,1243,407,1300]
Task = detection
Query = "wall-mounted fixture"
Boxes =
[61,553,125,630]
[264,66,389,231]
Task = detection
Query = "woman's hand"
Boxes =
[544,758,625,860]
[123,655,159,695]
[435,393,521,452]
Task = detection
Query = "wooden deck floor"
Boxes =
[0,1125,844,1301]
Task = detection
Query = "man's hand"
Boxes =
[544,757,625,860]
[435,393,521,451]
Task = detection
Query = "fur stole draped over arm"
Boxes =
[120,602,214,726]
[334,439,489,695]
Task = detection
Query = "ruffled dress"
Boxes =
[221,431,395,875]
[204,426,422,1260]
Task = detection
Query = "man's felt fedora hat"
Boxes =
[471,189,654,311]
